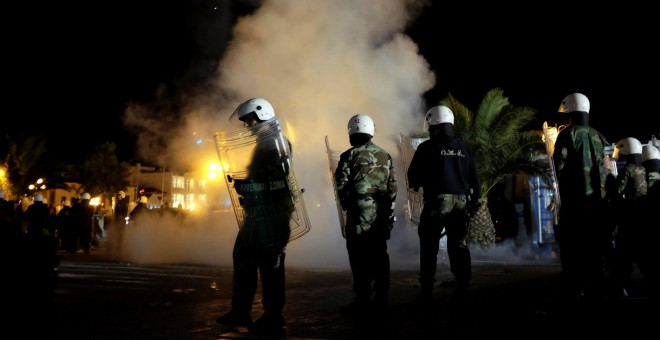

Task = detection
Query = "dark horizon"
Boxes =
[4,1,658,164]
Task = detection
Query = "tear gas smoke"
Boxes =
[117,0,549,269]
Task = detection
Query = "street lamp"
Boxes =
[28,178,47,191]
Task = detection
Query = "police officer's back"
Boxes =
[72,193,95,253]
[115,191,130,223]
[334,113,397,316]
[129,196,150,224]
[552,93,611,300]
[407,105,481,303]
[25,193,53,240]
[57,200,77,253]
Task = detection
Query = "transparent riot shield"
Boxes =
[325,136,347,238]
[528,175,556,245]
[399,133,447,250]
[214,117,310,242]
[398,133,428,227]
[542,121,561,224]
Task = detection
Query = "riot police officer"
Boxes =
[216,98,294,336]
[334,113,397,317]
[407,105,481,305]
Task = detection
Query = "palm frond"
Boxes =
[476,88,510,136]
[441,88,550,200]
[440,93,473,142]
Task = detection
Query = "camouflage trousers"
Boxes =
[429,194,467,218]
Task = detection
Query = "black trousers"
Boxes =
[417,207,471,288]
[230,238,286,316]
[556,197,609,298]
[346,232,390,302]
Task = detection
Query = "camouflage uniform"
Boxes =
[553,123,611,299]
[612,156,647,296]
[335,141,397,308]
[644,158,660,190]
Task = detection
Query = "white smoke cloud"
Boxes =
[208,0,435,269]
[118,0,506,270]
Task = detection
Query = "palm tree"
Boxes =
[440,88,552,249]
[2,134,48,198]
[81,141,131,208]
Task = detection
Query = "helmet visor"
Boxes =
[229,109,260,128]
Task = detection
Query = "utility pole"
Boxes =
[161,166,165,207]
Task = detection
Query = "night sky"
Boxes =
[4,1,658,163]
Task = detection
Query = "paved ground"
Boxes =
[6,246,654,339]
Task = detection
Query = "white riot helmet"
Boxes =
[426,105,454,126]
[81,192,91,200]
[642,144,660,161]
[348,114,375,137]
[238,98,275,121]
[35,193,44,202]
[614,137,643,158]
[118,191,126,199]
[63,200,71,207]
[558,93,590,113]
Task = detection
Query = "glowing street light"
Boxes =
[208,163,220,180]
[28,178,47,191]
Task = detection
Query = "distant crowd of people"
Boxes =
[0,190,188,267]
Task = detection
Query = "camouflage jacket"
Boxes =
[643,159,660,189]
[553,124,610,202]
[334,142,397,235]
[616,162,647,204]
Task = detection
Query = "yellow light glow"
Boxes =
[208,162,222,179]
[222,162,231,173]
[542,121,567,155]
[284,120,296,144]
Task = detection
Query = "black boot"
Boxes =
[249,312,285,336]
[216,309,252,327]
[372,293,389,309]
[415,285,433,305]
[450,282,469,309]
[340,298,370,318]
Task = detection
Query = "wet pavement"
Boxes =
[6,247,654,339]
